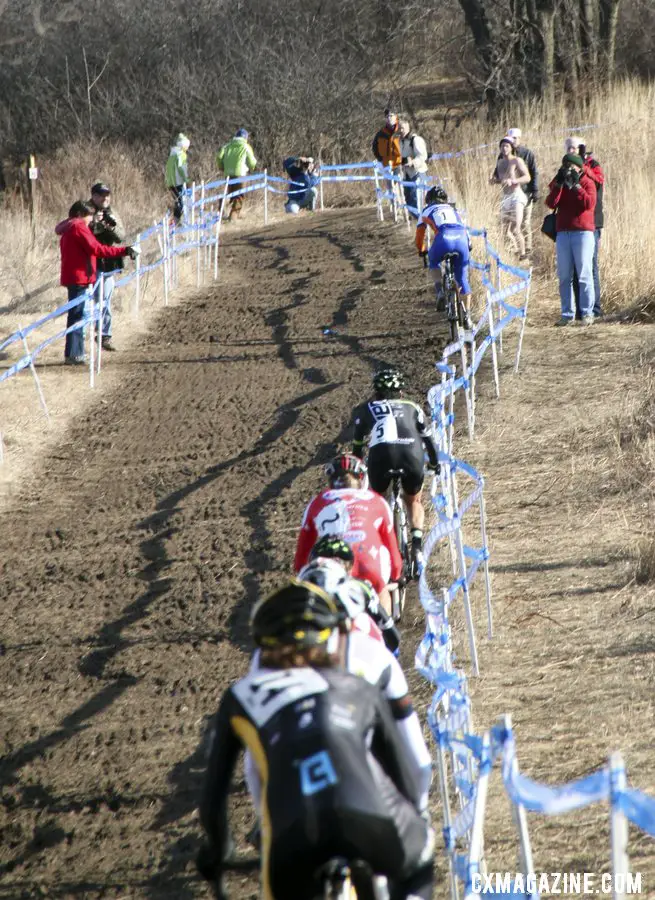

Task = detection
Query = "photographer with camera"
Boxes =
[89,183,126,352]
[565,137,605,319]
[545,153,597,326]
[283,156,319,214]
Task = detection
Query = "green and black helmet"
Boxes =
[310,536,355,564]
[373,367,405,397]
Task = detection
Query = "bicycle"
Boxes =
[442,252,471,344]
[317,858,388,900]
[387,469,412,621]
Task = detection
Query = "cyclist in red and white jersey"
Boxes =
[293,454,403,615]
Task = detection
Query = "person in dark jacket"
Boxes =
[283,156,319,213]
[494,127,539,256]
[545,154,597,326]
[89,183,126,351]
[566,137,605,318]
[55,201,134,365]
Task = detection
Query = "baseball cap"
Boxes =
[91,182,111,195]
[235,128,249,139]
[507,127,522,141]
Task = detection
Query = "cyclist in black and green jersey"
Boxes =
[351,369,440,573]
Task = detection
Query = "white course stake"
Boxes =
[374,167,384,222]
[96,275,104,376]
[319,160,324,211]
[20,328,50,420]
[514,269,532,374]
[134,233,142,318]
[264,169,269,225]
[609,752,629,900]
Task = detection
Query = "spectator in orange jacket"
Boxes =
[372,109,403,169]
[372,109,403,214]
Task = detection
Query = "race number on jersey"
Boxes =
[427,203,460,227]
[367,400,399,447]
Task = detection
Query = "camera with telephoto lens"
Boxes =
[103,211,117,228]
[563,166,581,190]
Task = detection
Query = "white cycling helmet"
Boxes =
[298,560,365,620]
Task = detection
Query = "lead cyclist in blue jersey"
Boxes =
[415,186,472,328]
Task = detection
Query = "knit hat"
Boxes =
[563,152,584,168]
[235,128,249,139]
[565,136,583,152]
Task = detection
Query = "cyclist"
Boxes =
[243,573,430,851]
[198,579,436,900]
[306,535,401,655]
[352,369,440,576]
[294,454,403,615]
[416,185,472,328]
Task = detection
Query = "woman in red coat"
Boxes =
[55,200,132,365]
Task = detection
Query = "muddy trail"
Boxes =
[1,208,653,899]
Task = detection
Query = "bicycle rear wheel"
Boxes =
[392,497,409,621]
[446,289,459,344]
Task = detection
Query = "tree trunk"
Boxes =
[457,0,495,86]
[536,0,556,100]
[579,0,597,69]
[599,0,621,79]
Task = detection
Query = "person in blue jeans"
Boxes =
[415,186,472,328]
[89,183,126,351]
[399,120,428,219]
[545,154,597,325]
[55,201,134,364]
[565,138,605,318]
[283,156,319,213]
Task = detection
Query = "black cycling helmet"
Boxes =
[310,535,355,564]
[250,579,344,648]
[325,453,367,484]
[426,186,448,206]
[373,368,404,397]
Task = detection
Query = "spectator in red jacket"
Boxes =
[565,137,605,318]
[55,200,133,365]
[545,154,597,326]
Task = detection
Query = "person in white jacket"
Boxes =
[399,120,428,219]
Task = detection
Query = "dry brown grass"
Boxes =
[421,79,655,318]
[412,318,655,886]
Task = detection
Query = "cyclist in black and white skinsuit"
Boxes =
[352,368,439,573]
[197,580,435,900]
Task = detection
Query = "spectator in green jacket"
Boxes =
[165,133,190,224]
[216,128,257,221]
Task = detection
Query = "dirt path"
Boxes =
[1,208,653,898]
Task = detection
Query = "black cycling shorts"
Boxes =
[367,444,425,496]
[267,809,432,900]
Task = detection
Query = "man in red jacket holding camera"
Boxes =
[55,200,135,365]
[545,153,597,326]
